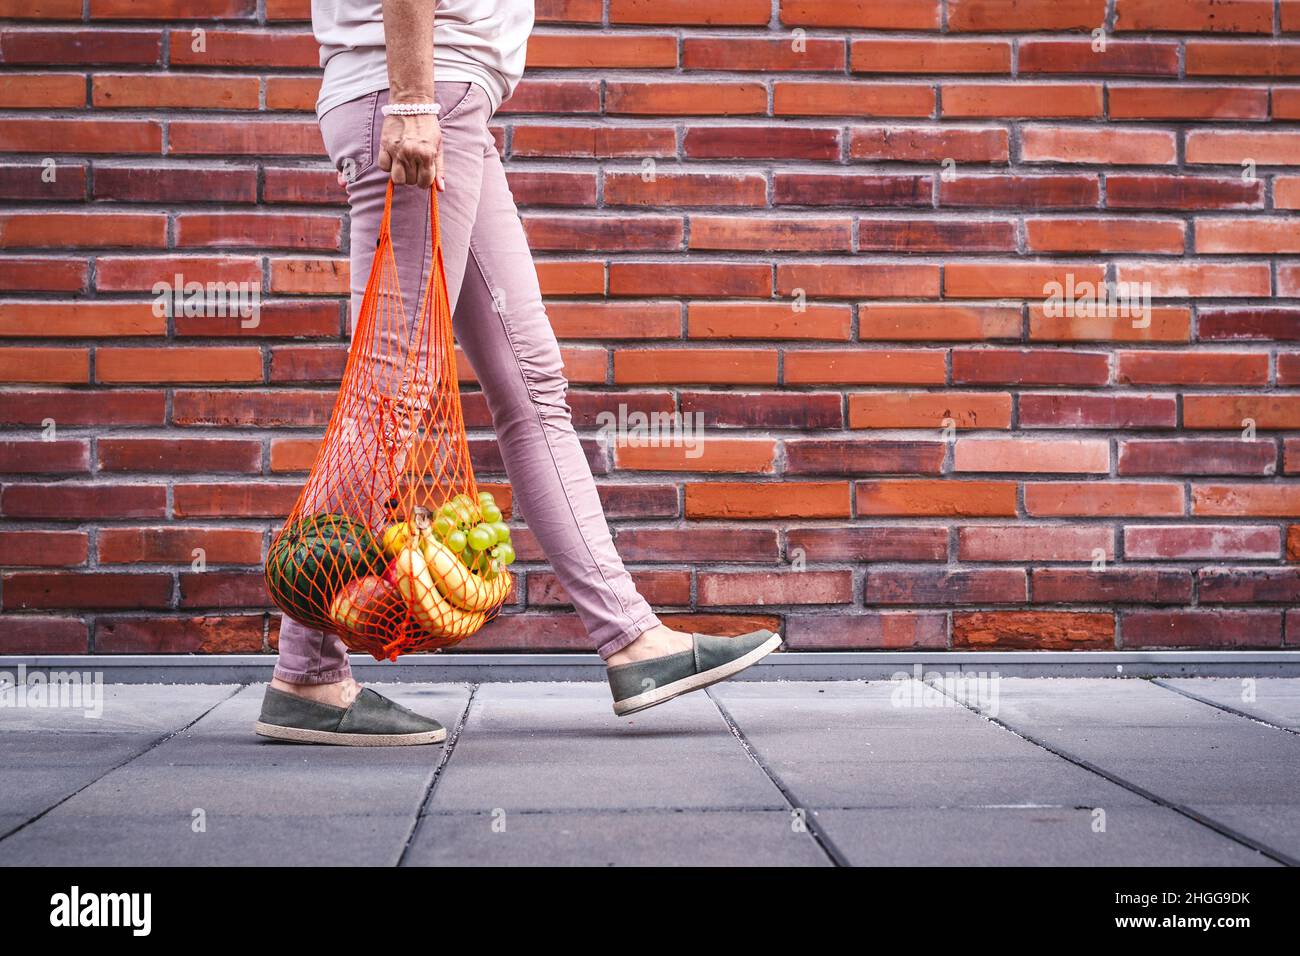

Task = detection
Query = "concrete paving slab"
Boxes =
[1160,678,1300,731]
[711,680,1147,809]
[0,812,413,866]
[405,810,829,867]
[0,683,235,733]
[127,682,471,768]
[987,679,1300,861]
[427,682,785,812]
[815,807,1278,867]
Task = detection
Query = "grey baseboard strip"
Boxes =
[1,651,1298,683]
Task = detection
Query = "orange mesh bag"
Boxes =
[265,183,516,661]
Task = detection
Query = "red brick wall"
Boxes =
[2,0,1298,656]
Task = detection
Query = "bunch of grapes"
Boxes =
[433,491,516,577]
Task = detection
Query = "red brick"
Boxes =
[1198,568,1300,603]
[1198,308,1300,341]
[954,611,1114,650]
[1025,482,1183,516]
[949,0,1107,31]
[784,349,946,385]
[1115,0,1274,34]
[1117,350,1268,386]
[0,438,88,475]
[96,347,263,384]
[0,616,87,654]
[687,302,850,341]
[784,612,947,650]
[850,38,1009,74]
[1124,524,1280,560]
[605,171,765,208]
[848,391,1013,429]
[945,262,1106,298]
[92,73,258,109]
[1018,392,1179,429]
[0,29,162,66]
[688,216,850,253]
[684,126,841,161]
[0,483,166,519]
[698,571,854,606]
[610,262,770,297]
[608,81,766,116]
[780,0,941,29]
[1025,217,1184,253]
[1105,174,1263,210]
[613,528,780,563]
[1021,126,1176,164]
[849,125,1008,163]
[614,438,776,474]
[777,263,940,298]
[612,0,770,25]
[98,527,263,565]
[686,481,851,519]
[682,36,845,72]
[682,391,844,429]
[959,525,1114,562]
[784,439,944,475]
[0,347,90,383]
[1029,305,1191,342]
[614,348,776,385]
[858,304,1020,340]
[2,572,172,610]
[859,218,1016,253]
[1019,40,1179,76]
[868,569,1026,604]
[774,82,935,118]
[528,32,676,68]
[1114,261,1270,298]
[942,84,1103,119]
[1122,610,1283,648]
[939,174,1099,208]
[1187,41,1300,75]
[786,526,948,562]
[952,348,1109,386]
[857,479,1017,516]
[96,615,264,654]
[0,72,86,107]
[1186,130,1300,165]
[0,530,88,567]
[1118,439,1276,476]
[954,438,1109,473]
[1183,394,1300,429]
[98,438,261,473]
[1109,85,1269,120]
[774,173,932,207]
[1033,568,1193,604]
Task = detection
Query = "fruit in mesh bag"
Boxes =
[266,513,384,627]
[380,502,514,632]
[328,574,405,640]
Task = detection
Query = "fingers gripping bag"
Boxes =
[266,183,517,661]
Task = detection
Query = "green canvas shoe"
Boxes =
[254,686,446,746]
[606,629,782,716]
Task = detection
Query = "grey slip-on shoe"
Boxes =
[254,686,446,746]
[606,629,782,716]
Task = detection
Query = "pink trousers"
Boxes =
[273,82,660,683]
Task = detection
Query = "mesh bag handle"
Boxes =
[265,183,513,661]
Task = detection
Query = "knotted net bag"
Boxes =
[266,183,515,660]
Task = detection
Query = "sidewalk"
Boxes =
[2,678,1297,866]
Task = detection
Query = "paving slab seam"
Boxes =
[929,682,1297,867]
[395,682,479,867]
[705,687,850,868]
[0,682,247,846]
[1149,679,1300,737]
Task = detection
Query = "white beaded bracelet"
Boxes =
[381,102,441,116]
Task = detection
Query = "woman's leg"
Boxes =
[272,83,486,693]
[451,126,663,659]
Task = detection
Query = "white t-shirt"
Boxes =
[311,0,534,118]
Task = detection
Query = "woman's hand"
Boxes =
[377,111,444,190]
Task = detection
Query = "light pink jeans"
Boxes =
[273,82,660,683]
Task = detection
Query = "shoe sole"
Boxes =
[612,633,783,717]
[253,721,446,746]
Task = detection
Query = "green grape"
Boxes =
[432,514,455,538]
[478,491,496,506]
[492,542,516,566]
[468,524,495,552]
[480,503,503,524]
[439,502,459,520]
[446,530,468,553]
[489,521,511,543]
